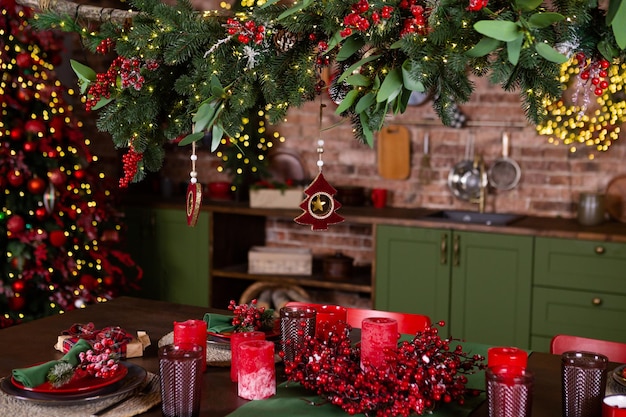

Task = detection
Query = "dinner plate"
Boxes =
[612,365,626,387]
[11,363,128,394]
[207,329,280,341]
[1,362,146,406]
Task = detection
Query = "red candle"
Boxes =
[360,317,398,370]
[315,304,348,340]
[487,346,527,374]
[174,319,207,372]
[230,331,265,382]
[237,340,276,400]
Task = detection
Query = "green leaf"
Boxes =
[466,37,501,57]
[360,113,374,147]
[259,0,281,8]
[337,55,381,83]
[390,39,404,49]
[277,0,313,20]
[209,74,224,98]
[70,59,96,94]
[393,88,411,114]
[376,68,402,103]
[535,42,568,63]
[192,101,218,133]
[606,0,623,25]
[474,20,521,42]
[336,37,365,62]
[401,60,425,92]
[90,96,113,111]
[211,124,224,152]
[335,89,360,114]
[177,131,205,147]
[346,73,371,87]
[326,31,343,52]
[598,39,620,61]
[610,0,626,48]
[355,92,376,114]
[507,35,523,65]
[527,12,564,28]
[515,0,543,12]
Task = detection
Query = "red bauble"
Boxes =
[49,230,67,247]
[7,215,25,234]
[18,87,32,102]
[35,207,47,220]
[80,275,99,291]
[27,177,46,194]
[12,280,25,293]
[73,169,86,180]
[15,52,32,68]
[7,170,24,187]
[103,276,115,287]
[10,126,24,141]
[24,119,46,135]
[8,296,26,311]
[23,141,37,153]
[48,168,66,186]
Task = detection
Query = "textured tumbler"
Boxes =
[279,306,315,363]
[159,343,203,417]
[487,365,534,417]
[561,351,608,417]
[230,331,265,382]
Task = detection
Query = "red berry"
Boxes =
[594,87,604,96]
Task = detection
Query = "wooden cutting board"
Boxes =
[377,125,411,179]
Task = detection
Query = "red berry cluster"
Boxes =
[340,0,394,37]
[226,18,265,45]
[398,0,428,37]
[575,52,611,96]
[284,321,485,417]
[118,57,147,91]
[228,299,275,332]
[95,38,115,54]
[78,337,120,378]
[119,146,143,188]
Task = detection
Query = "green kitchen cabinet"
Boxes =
[124,206,210,307]
[531,236,626,351]
[375,225,533,348]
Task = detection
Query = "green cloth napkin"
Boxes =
[226,341,492,417]
[203,313,235,334]
[11,338,92,388]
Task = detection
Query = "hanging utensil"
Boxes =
[418,132,432,184]
[489,132,521,191]
[448,134,486,200]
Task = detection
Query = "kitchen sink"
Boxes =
[423,210,525,226]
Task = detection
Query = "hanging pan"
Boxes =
[448,135,486,201]
[488,132,521,191]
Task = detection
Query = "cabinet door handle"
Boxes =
[453,234,460,266]
[440,234,448,265]
[594,246,605,255]
[592,297,603,306]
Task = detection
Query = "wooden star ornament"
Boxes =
[295,172,344,230]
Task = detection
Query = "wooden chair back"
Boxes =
[284,302,431,335]
[550,334,626,363]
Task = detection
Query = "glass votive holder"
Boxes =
[159,343,203,417]
[315,304,348,341]
[360,317,398,371]
[279,306,316,363]
[230,331,265,382]
[561,351,608,417]
[237,340,276,400]
[173,319,207,372]
[486,365,534,417]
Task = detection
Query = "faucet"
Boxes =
[470,155,487,213]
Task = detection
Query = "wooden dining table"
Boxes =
[0,296,616,416]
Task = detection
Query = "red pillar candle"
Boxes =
[488,347,527,375]
[315,304,348,340]
[237,340,276,400]
[360,317,398,370]
[230,331,265,382]
[174,319,207,372]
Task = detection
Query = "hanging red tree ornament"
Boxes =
[7,215,26,234]
[27,176,46,194]
[8,296,26,312]
[73,169,86,180]
[24,119,46,136]
[7,170,24,187]
[23,141,37,153]
[15,51,32,68]
[10,126,24,141]
[12,280,26,294]
[47,168,65,187]
[294,103,344,230]
[35,207,47,220]
[49,230,67,247]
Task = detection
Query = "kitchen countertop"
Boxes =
[121,195,626,243]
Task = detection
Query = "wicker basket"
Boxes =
[239,281,311,311]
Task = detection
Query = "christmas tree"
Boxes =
[0,0,142,328]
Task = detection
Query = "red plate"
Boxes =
[11,363,128,394]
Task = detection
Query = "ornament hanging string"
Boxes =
[186,141,203,227]
[316,101,326,173]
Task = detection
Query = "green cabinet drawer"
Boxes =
[534,237,626,294]
[532,287,626,344]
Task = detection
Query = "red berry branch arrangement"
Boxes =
[283,321,486,417]
[228,299,275,332]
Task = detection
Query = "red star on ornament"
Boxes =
[295,172,344,230]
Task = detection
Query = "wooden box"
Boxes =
[248,246,312,275]
[249,188,304,209]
